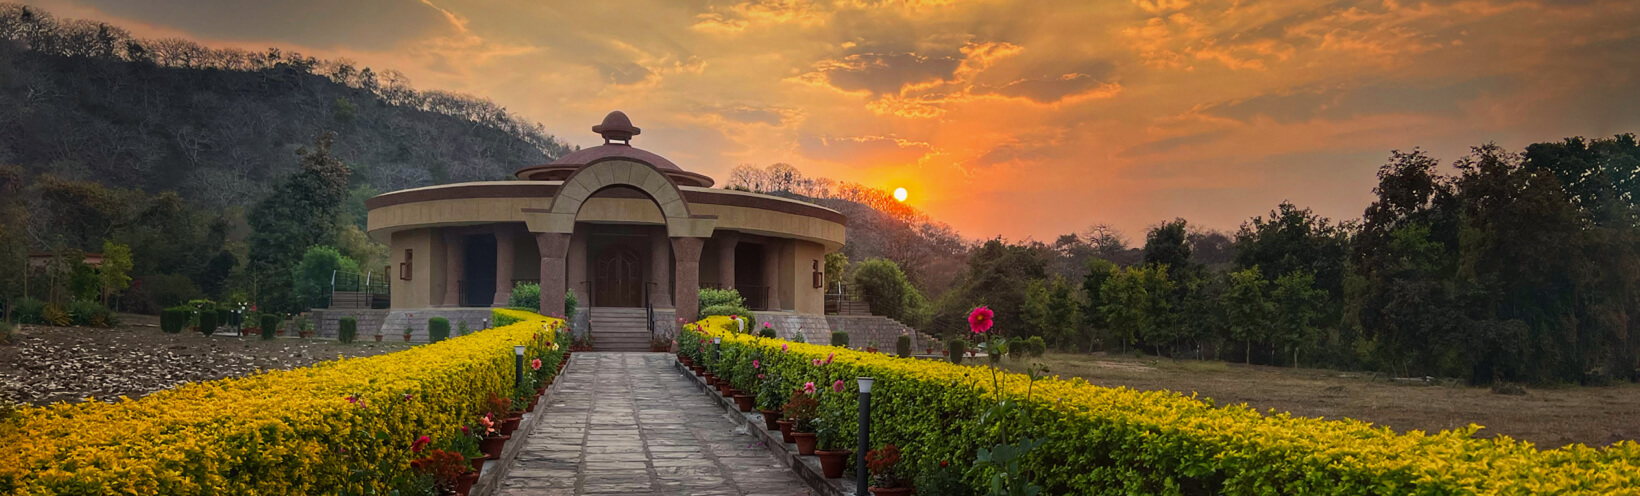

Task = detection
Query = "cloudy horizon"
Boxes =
[20,0,1639,241]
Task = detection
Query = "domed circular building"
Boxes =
[364,112,846,347]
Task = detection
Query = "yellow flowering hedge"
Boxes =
[683,316,1640,495]
[0,308,561,496]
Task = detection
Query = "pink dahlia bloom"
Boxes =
[832,380,845,392]
[968,305,995,334]
[803,382,817,394]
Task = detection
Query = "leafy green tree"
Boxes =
[824,251,849,287]
[248,132,351,312]
[1271,270,1327,367]
[1143,218,1194,274]
[1079,258,1117,347]
[0,165,27,317]
[1100,264,1172,354]
[853,258,930,328]
[931,239,1048,338]
[98,241,133,305]
[1223,266,1273,364]
[291,245,359,310]
[1023,275,1082,350]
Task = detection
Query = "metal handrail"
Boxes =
[644,282,656,335]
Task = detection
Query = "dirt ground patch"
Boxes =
[1000,352,1640,449]
[0,314,416,406]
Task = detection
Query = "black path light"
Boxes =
[856,376,874,495]
[514,345,526,389]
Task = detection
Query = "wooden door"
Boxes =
[594,247,643,307]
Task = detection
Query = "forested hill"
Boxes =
[0,4,571,209]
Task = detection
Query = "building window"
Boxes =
[400,249,413,280]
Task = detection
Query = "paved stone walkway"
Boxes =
[496,352,813,496]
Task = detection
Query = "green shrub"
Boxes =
[506,283,577,320]
[700,304,753,320]
[831,331,849,347]
[160,307,190,334]
[291,246,360,310]
[456,320,469,336]
[699,288,745,311]
[428,317,450,342]
[67,300,115,327]
[11,298,46,325]
[260,315,279,340]
[895,334,912,357]
[564,289,577,320]
[0,321,16,345]
[948,338,967,364]
[338,317,357,343]
[758,328,777,338]
[1026,336,1047,357]
[852,258,930,327]
[198,311,218,336]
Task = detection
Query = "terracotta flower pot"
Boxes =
[719,385,735,398]
[374,335,383,342]
[469,455,486,472]
[732,394,754,412]
[299,331,314,338]
[693,366,705,376]
[479,435,511,459]
[869,487,914,496]
[815,449,852,478]
[941,350,949,356]
[866,347,878,353]
[403,334,412,342]
[758,409,782,431]
[454,471,479,495]
[500,416,522,435]
[792,432,817,455]
[776,420,795,443]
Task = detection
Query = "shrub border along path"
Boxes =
[684,316,1640,495]
[0,309,564,496]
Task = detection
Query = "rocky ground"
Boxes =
[0,314,415,406]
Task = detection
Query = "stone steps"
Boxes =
[589,307,654,351]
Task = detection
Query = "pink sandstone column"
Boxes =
[762,239,782,311]
[491,229,515,307]
[441,230,464,307]
[650,231,673,308]
[671,236,706,323]
[717,231,739,292]
[535,233,572,318]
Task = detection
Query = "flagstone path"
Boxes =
[494,352,813,496]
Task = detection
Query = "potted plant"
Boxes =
[731,352,758,411]
[477,414,510,460]
[813,416,852,479]
[409,448,472,496]
[374,330,383,342]
[489,392,522,435]
[402,325,413,342]
[755,372,785,431]
[866,444,913,495]
[295,314,314,338]
[785,390,820,455]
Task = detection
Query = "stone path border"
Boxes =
[671,358,861,496]
[467,354,566,496]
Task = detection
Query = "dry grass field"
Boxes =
[1000,352,1639,449]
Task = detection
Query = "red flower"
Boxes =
[411,435,430,453]
[968,305,994,334]
[531,358,542,370]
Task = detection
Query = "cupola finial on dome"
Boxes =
[592,111,640,145]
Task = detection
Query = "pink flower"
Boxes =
[461,426,471,436]
[803,382,816,394]
[812,358,822,366]
[782,344,789,353]
[832,380,845,392]
[730,315,738,320]
[411,435,430,453]
[825,352,834,365]
[763,322,771,328]
[531,358,543,370]
[752,359,760,369]
[757,373,766,379]
[968,306,995,334]
[403,393,414,402]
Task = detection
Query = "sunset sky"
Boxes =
[22,0,1640,241]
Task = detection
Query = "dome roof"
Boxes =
[513,111,714,187]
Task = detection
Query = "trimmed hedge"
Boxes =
[260,315,279,340]
[0,310,565,494]
[895,334,911,358]
[198,311,218,336]
[428,317,450,343]
[160,307,190,334]
[338,317,358,344]
[947,338,966,364]
[681,316,1640,494]
[830,331,849,347]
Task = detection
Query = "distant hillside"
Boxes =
[0,3,571,209]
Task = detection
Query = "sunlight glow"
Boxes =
[893,187,908,202]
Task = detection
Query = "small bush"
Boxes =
[160,307,190,334]
[758,328,777,338]
[700,304,753,320]
[699,288,745,311]
[260,315,279,340]
[948,338,967,364]
[506,283,577,320]
[895,334,911,358]
[41,304,70,327]
[456,320,469,336]
[831,331,850,347]
[428,317,450,342]
[1026,336,1047,357]
[67,300,114,327]
[11,298,46,325]
[338,317,358,343]
[199,311,218,336]
[0,321,16,345]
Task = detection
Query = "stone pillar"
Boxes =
[441,230,464,307]
[671,236,706,323]
[717,231,739,292]
[492,229,515,307]
[536,233,572,318]
[762,239,782,311]
[650,231,673,308]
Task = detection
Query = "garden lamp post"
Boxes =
[712,336,722,362]
[514,345,526,389]
[483,318,490,330]
[856,376,874,495]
